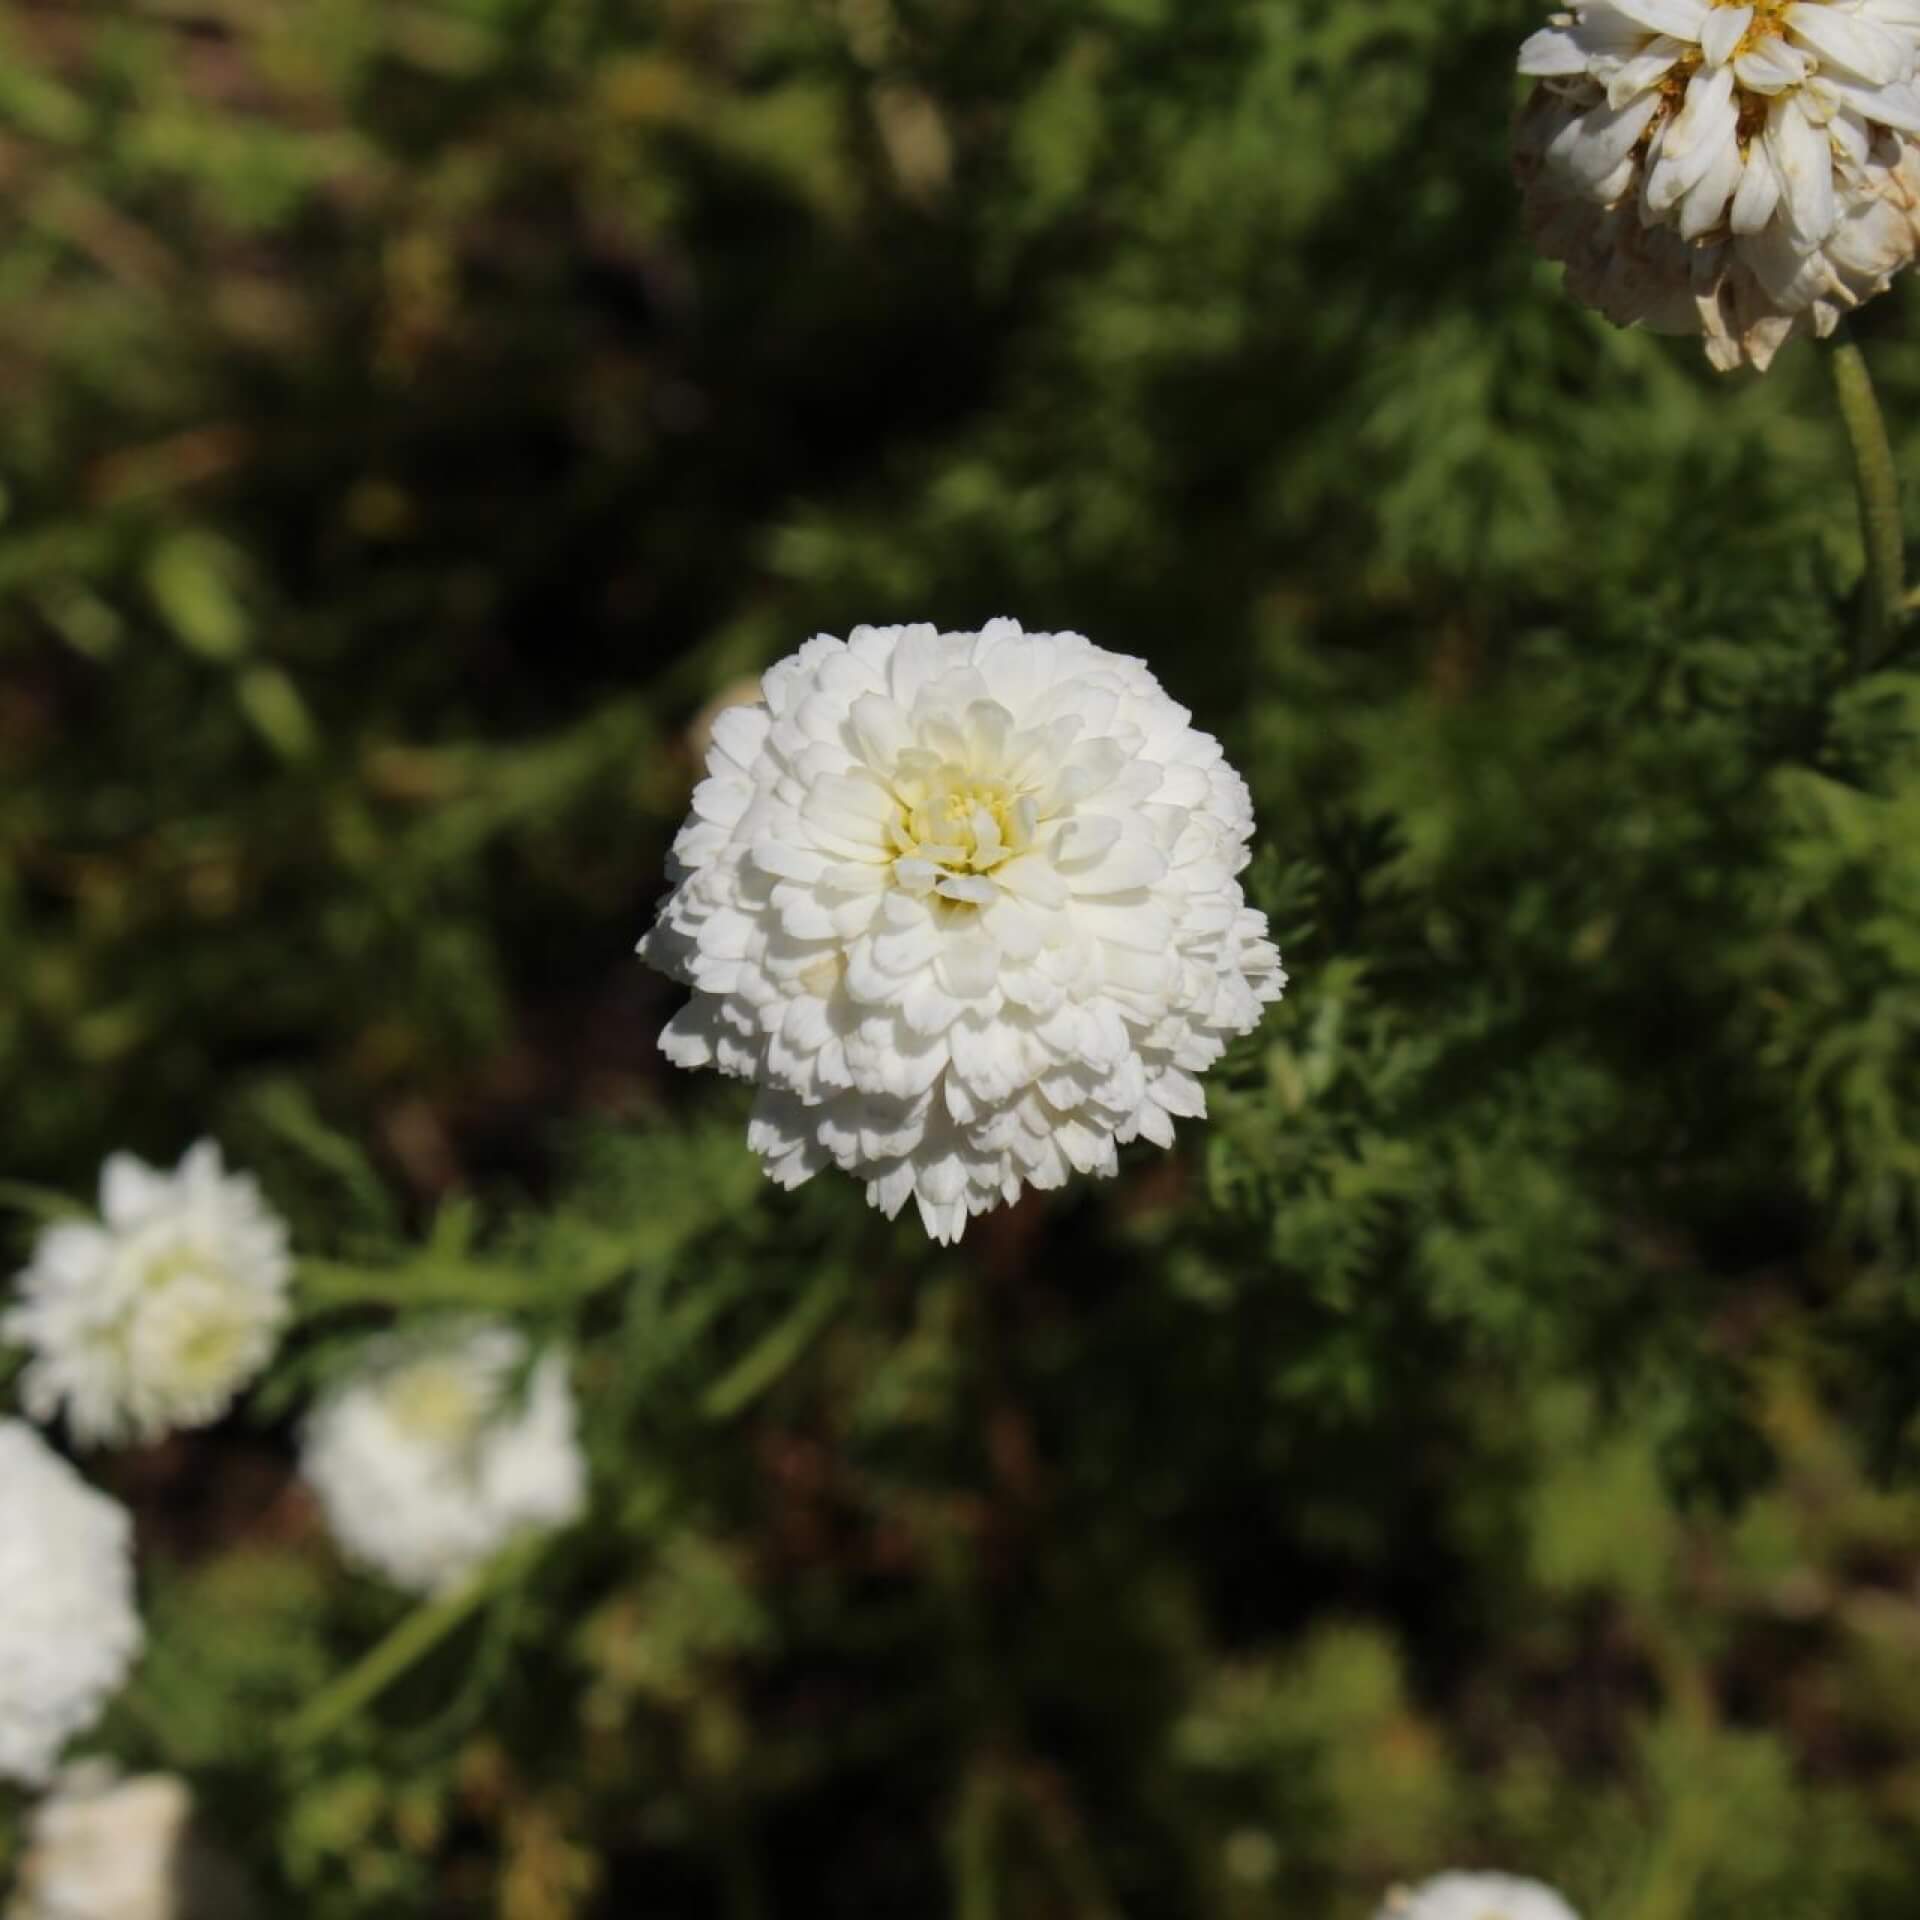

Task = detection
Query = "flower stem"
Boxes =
[0,1180,84,1222]
[280,1532,546,1750]
[949,1763,1005,1920]
[1828,326,1906,667]
[701,1265,847,1420]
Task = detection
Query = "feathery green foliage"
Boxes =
[9,0,1920,1915]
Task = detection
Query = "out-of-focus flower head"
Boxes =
[0,1422,142,1786]
[4,1142,291,1448]
[1378,1871,1582,1920]
[7,1763,254,1920]
[300,1321,585,1594]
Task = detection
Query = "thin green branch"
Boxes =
[949,1764,1005,1920]
[293,1230,634,1317]
[1828,326,1907,668]
[1012,1767,1121,1920]
[0,1181,85,1223]
[701,1265,848,1420]
[280,1532,548,1750]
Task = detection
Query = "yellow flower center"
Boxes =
[1652,1,1805,144]
[169,1312,249,1389]
[142,1245,225,1296]
[387,1362,488,1443]
[886,756,1037,882]
[1729,0,1794,71]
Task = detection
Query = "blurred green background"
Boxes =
[13,0,1920,1914]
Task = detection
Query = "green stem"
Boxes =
[1627,1618,1720,1920]
[1012,1771,1120,1920]
[949,1764,1005,1920]
[280,1532,546,1749]
[701,1265,847,1420]
[294,1232,635,1317]
[1829,326,1906,667]
[0,1180,84,1223]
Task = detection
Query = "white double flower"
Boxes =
[1517,0,1920,367]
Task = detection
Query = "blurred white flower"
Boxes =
[7,1764,254,1920]
[3,1142,292,1448]
[1379,1871,1582,1920]
[300,1322,586,1594]
[0,1422,142,1787]
[1515,0,1920,369]
[641,620,1285,1244]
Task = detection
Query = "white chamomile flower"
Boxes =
[300,1322,586,1595]
[1515,0,1920,368]
[7,1764,254,1920]
[1378,1871,1582,1920]
[641,620,1286,1245]
[0,1422,142,1787]
[3,1142,292,1449]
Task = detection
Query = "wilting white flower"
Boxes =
[0,1422,142,1786]
[7,1764,254,1920]
[1515,0,1920,369]
[1378,1872,1582,1920]
[301,1322,586,1594]
[641,620,1285,1244]
[3,1142,292,1448]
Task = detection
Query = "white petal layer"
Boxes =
[3,1141,292,1448]
[0,1423,142,1786]
[301,1324,586,1595]
[10,1765,255,1920]
[642,621,1286,1242]
[1377,1871,1582,1920]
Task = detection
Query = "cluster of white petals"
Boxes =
[1516,0,1920,368]
[7,1765,253,1920]
[3,1142,291,1448]
[642,620,1285,1244]
[300,1322,586,1594]
[0,1423,142,1786]
[1378,1873,1582,1920]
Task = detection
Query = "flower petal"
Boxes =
[1766,90,1837,241]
